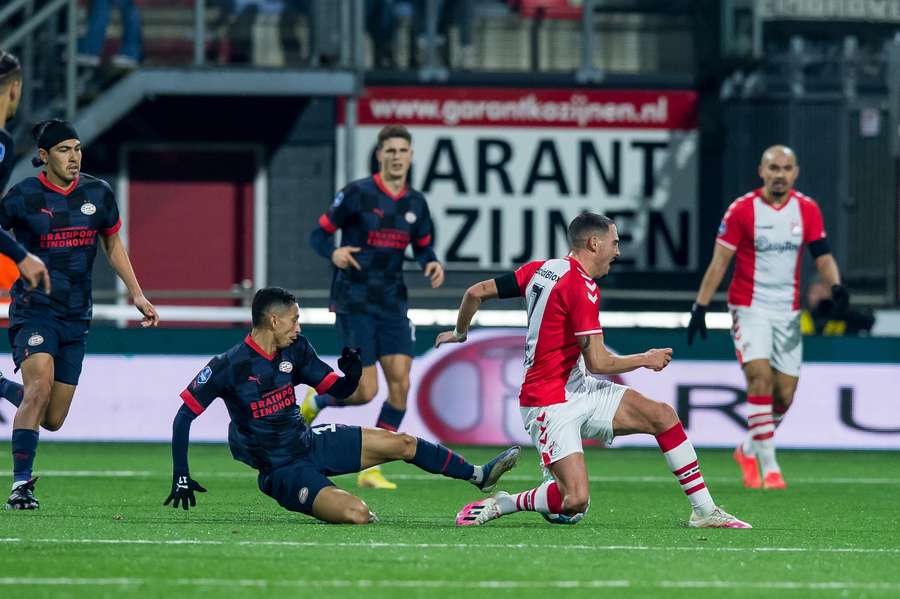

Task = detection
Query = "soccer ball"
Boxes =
[541,498,590,525]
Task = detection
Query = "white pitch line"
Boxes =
[0,578,898,591]
[1,538,898,555]
[2,470,898,485]
[661,581,900,591]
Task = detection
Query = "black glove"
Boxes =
[687,303,708,346]
[164,474,207,510]
[338,346,361,374]
[830,284,849,317]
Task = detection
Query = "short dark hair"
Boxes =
[377,124,412,149]
[567,212,615,249]
[0,51,22,88]
[251,287,297,327]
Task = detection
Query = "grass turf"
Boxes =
[0,443,898,598]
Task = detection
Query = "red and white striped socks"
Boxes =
[495,478,563,516]
[656,422,715,517]
[747,394,780,475]
[773,403,789,427]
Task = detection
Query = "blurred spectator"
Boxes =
[368,0,397,69]
[224,0,285,65]
[280,0,340,66]
[801,278,875,336]
[410,0,475,69]
[77,0,143,69]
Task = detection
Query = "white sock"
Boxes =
[470,465,484,485]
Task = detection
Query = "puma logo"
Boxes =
[40,208,54,217]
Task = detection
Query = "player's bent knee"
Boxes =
[397,433,417,461]
[653,402,679,434]
[22,392,51,412]
[563,492,590,515]
[41,417,64,432]
[344,502,372,525]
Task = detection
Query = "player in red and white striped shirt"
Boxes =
[439,213,750,529]
[688,146,847,490]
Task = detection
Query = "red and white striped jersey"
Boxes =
[514,256,602,408]
[716,188,826,311]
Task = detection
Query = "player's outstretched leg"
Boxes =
[457,476,571,527]
[359,428,519,490]
[0,371,24,407]
[457,452,588,527]
[614,390,751,528]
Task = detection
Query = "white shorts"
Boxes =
[520,376,628,474]
[729,305,803,377]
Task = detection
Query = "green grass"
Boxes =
[0,443,898,598]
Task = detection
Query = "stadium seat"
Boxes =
[510,0,582,20]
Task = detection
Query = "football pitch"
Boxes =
[0,443,898,598]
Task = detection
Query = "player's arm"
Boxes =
[0,229,25,263]
[695,243,735,306]
[323,346,363,399]
[434,277,502,348]
[0,232,50,293]
[688,243,735,345]
[814,253,841,287]
[309,225,337,259]
[810,243,848,314]
[579,333,672,375]
[295,340,362,399]
[163,403,207,510]
[100,232,159,327]
[310,187,362,270]
[412,201,443,288]
[0,189,50,292]
[805,198,849,313]
[165,360,225,510]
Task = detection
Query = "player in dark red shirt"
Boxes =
[439,213,749,529]
[305,124,444,489]
[2,119,158,510]
[165,287,519,523]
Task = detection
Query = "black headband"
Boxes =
[37,121,79,151]
[31,120,80,166]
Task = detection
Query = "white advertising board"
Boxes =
[336,87,700,271]
[1,331,897,450]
